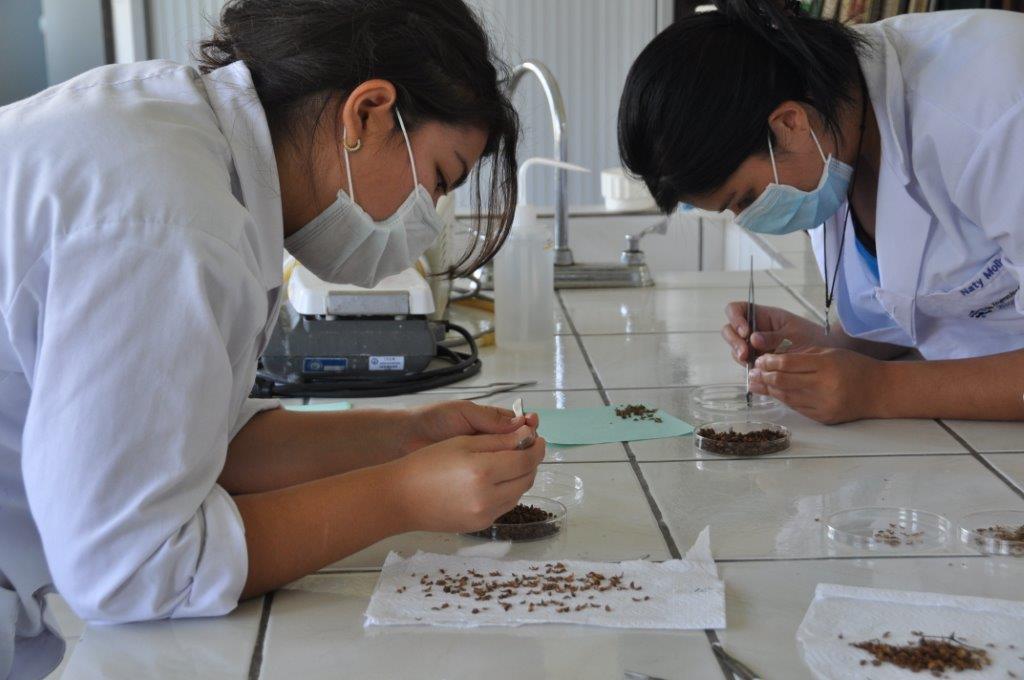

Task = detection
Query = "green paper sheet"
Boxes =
[534,404,693,446]
[285,401,353,413]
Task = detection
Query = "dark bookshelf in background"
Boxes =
[674,0,1022,20]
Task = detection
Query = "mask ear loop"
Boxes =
[394,108,418,193]
[342,126,356,203]
[808,127,828,164]
[767,134,781,184]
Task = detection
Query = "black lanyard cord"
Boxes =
[822,80,869,335]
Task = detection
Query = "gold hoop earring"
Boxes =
[343,137,362,153]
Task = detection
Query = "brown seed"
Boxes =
[614,404,662,422]
[851,633,993,674]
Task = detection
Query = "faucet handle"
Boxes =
[624,218,668,253]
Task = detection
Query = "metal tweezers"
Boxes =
[745,256,756,408]
[712,642,763,680]
[623,642,761,680]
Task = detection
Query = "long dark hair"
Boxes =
[618,0,867,212]
[198,0,519,276]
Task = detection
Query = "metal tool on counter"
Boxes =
[458,381,539,401]
[623,672,668,680]
[712,642,762,680]
[745,257,756,409]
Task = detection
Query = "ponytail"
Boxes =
[618,0,868,211]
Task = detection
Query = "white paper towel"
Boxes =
[797,583,1024,679]
[364,527,724,630]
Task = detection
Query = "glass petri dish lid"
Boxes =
[691,384,783,421]
[958,509,1024,557]
[825,507,953,551]
[529,469,584,506]
[465,496,566,543]
[694,420,790,456]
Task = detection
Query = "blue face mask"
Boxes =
[734,129,853,235]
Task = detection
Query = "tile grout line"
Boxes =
[638,448,974,464]
[312,549,992,576]
[636,451,970,465]
[247,592,274,680]
[556,291,734,680]
[716,552,986,564]
[935,420,1024,501]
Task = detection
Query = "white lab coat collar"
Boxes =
[201,61,284,291]
[858,27,912,186]
[856,26,934,342]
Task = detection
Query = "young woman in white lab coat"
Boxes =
[618,0,1024,424]
[0,1,541,677]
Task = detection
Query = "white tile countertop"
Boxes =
[48,233,1024,680]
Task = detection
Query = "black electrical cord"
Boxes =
[251,321,481,399]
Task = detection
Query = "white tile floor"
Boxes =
[49,255,1024,679]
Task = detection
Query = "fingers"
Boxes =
[724,302,751,337]
[460,425,537,453]
[749,330,788,353]
[483,436,546,483]
[722,323,750,364]
[749,367,817,391]
[494,469,540,512]
[460,402,523,434]
[754,352,820,373]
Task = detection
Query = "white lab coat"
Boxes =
[0,60,283,678]
[811,10,1024,360]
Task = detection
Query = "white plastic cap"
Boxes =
[600,167,656,211]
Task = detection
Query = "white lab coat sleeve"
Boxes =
[953,99,1024,312]
[21,226,263,624]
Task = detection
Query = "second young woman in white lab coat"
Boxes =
[619,1,1024,424]
[0,2,540,678]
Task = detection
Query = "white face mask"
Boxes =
[284,109,444,288]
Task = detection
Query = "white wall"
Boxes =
[146,0,222,65]
[0,0,48,105]
[142,1,667,209]
[465,0,664,207]
[39,0,107,85]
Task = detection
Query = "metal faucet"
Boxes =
[508,61,573,266]
[503,60,660,288]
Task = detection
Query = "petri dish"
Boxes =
[465,496,566,543]
[825,507,953,551]
[958,510,1024,557]
[694,420,790,456]
[530,469,584,506]
[691,384,783,422]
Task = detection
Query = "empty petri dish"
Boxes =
[465,496,566,542]
[691,384,783,422]
[694,420,790,456]
[825,507,953,551]
[958,510,1024,557]
[530,469,584,506]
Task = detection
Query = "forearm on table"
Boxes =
[234,461,410,599]
[221,407,414,494]
[876,349,1024,420]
